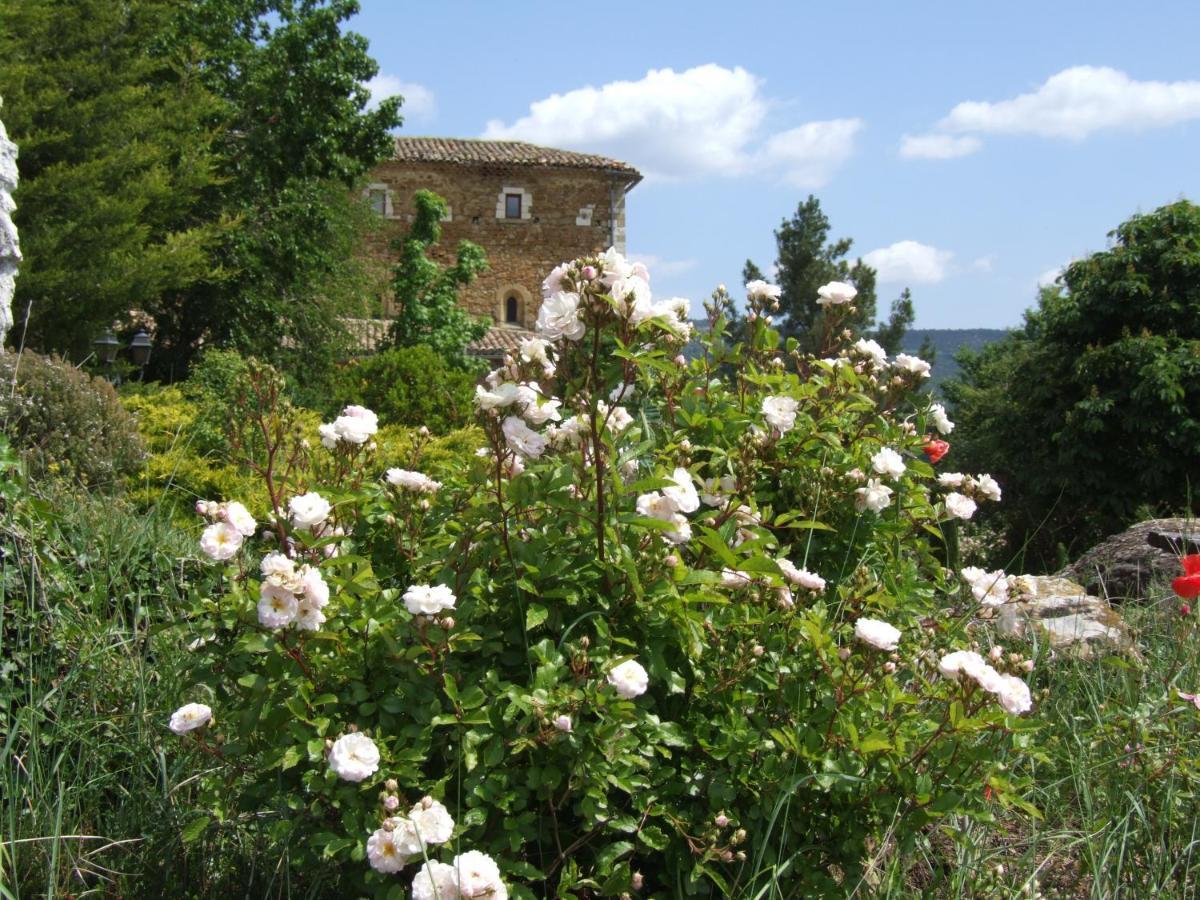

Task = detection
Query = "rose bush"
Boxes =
[167,251,1037,896]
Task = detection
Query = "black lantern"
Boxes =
[129,329,153,367]
[93,331,120,364]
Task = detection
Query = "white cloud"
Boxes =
[938,66,1200,139]
[758,119,864,187]
[1037,266,1065,288]
[627,253,698,278]
[969,255,996,273]
[365,75,436,121]
[862,241,953,284]
[481,64,860,185]
[899,133,981,159]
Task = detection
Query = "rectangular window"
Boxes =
[368,189,387,216]
[505,193,522,219]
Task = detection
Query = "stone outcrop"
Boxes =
[995,574,1136,657]
[0,99,20,347]
[1057,518,1198,600]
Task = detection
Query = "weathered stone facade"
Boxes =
[362,138,641,329]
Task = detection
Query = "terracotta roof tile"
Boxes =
[392,138,641,181]
[467,323,538,357]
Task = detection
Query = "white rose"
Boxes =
[168,702,212,735]
[961,567,1010,606]
[298,564,330,606]
[333,406,378,444]
[607,659,649,699]
[294,600,327,631]
[522,397,562,426]
[609,382,636,403]
[777,558,825,592]
[386,468,441,493]
[893,354,931,378]
[720,568,753,589]
[945,492,977,520]
[852,338,888,368]
[260,550,298,586]
[816,281,857,307]
[871,447,906,480]
[938,650,986,680]
[746,279,782,303]
[366,827,410,874]
[854,617,901,651]
[453,850,509,900]
[408,797,455,845]
[762,395,799,433]
[519,336,553,366]
[599,247,632,285]
[553,714,572,733]
[318,422,339,449]
[663,467,700,514]
[289,492,331,530]
[328,732,379,783]
[403,583,457,615]
[222,501,257,537]
[610,274,651,319]
[542,262,572,298]
[937,472,966,488]
[929,403,955,435]
[994,674,1033,714]
[411,860,460,900]
[536,290,585,341]
[475,382,523,410]
[502,415,547,459]
[973,473,1002,502]
[854,478,894,513]
[200,522,243,561]
[258,583,298,628]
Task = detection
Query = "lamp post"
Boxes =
[93,331,120,365]
[129,329,152,380]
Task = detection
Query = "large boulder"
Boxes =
[1057,517,1198,601]
[0,99,20,346]
[995,574,1136,658]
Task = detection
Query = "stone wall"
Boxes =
[361,161,632,328]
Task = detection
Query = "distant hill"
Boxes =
[900,328,1009,390]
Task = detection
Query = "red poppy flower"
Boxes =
[1173,554,1200,599]
[922,439,950,465]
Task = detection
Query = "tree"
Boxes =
[943,201,1200,570]
[745,195,914,353]
[387,190,489,363]
[1,0,402,377]
[148,0,403,379]
[0,0,228,358]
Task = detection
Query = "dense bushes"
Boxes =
[944,201,1200,569]
[0,350,145,488]
[166,254,1035,897]
[329,345,479,431]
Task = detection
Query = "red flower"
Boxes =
[1173,554,1200,600]
[922,439,950,465]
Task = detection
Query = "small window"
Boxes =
[505,295,520,323]
[368,189,387,216]
[505,193,522,219]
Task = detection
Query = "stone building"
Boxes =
[362,138,641,340]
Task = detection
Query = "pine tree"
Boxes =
[746,196,914,353]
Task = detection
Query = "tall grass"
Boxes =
[879,582,1200,898]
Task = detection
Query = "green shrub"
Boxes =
[944,200,1200,569]
[167,256,1037,897]
[329,345,478,431]
[0,350,146,488]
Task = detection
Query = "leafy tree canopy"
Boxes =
[943,200,1200,569]
[387,189,489,364]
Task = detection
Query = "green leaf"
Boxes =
[525,603,548,631]
[638,825,669,850]
[181,816,210,844]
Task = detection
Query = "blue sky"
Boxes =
[354,0,1200,329]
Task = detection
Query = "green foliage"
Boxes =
[0,350,146,487]
[2,0,402,377]
[944,200,1200,568]
[329,345,480,431]
[167,253,1034,896]
[0,0,228,358]
[745,195,914,352]
[0,460,226,895]
[387,190,490,361]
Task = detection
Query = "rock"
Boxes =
[1057,517,1199,601]
[0,99,20,346]
[996,574,1136,657]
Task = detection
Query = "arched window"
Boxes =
[505,295,520,324]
